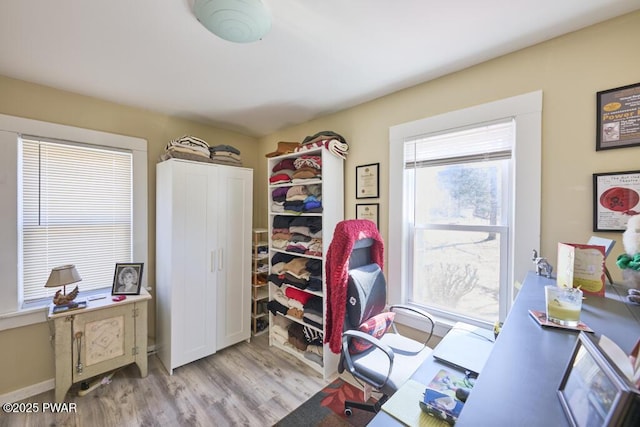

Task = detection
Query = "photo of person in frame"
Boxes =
[602,122,620,142]
[112,263,144,295]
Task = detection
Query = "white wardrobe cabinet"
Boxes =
[156,159,253,374]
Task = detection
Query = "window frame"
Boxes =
[0,114,147,330]
[388,91,542,330]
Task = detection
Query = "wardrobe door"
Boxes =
[156,160,218,374]
[216,166,253,350]
[171,161,219,368]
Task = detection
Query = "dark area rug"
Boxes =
[274,378,376,427]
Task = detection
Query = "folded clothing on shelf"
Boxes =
[295,130,349,159]
[161,136,243,166]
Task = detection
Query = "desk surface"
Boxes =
[369,272,640,426]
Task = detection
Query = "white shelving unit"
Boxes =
[251,228,269,336]
[266,146,344,379]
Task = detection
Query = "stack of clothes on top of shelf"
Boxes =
[271,216,323,256]
[162,135,211,162]
[269,156,322,185]
[160,135,243,166]
[270,315,323,367]
[209,144,243,166]
[271,184,322,214]
[294,130,349,160]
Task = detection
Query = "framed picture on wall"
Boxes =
[356,163,380,199]
[593,170,640,232]
[596,82,640,151]
[356,203,379,229]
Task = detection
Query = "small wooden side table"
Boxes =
[48,289,151,402]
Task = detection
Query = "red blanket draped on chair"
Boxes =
[325,219,384,354]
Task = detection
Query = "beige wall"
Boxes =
[0,76,259,395]
[1,9,639,398]
[258,10,640,285]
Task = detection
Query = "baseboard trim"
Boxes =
[0,378,54,403]
[1,343,157,403]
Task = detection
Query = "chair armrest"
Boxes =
[388,304,435,346]
[341,330,394,390]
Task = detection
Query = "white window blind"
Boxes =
[404,120,514,166]
[21,138,133,303]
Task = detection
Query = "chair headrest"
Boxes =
[346,263,386,328]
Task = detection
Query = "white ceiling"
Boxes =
[1,1,639,137]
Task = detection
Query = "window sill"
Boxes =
[393,309,452,338]
[392,304,492,339]
[0,287,113,332]
[0,306,49,332]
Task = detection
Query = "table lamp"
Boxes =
[45,264,82,305]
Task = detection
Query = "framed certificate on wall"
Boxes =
[356,163,379,199]
[356,203,379,229]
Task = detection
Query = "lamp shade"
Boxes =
[193,0,271,43]
[45,264,82,288]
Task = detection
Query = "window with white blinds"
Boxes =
[21,138,133,303]
[404,120,514,167]
[388,91,542,328]
[399,119,514,324]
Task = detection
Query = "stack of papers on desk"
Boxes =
[381,379,449,426]
[382,369,471,426]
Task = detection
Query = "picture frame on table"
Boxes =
[596,82,640,151]
[356,203,379,229]
[557,332,639,427]
[592,170,640,232]
[111,263,144,295]
[356,163,379,199]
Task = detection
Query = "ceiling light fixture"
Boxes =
[193,0,271,44]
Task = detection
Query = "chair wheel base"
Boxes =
[343,395,389,416]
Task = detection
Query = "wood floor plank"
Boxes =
[2,334,329,427]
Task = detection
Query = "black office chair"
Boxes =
[329,221,435,416]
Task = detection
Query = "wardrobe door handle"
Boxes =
[218,248,224,271]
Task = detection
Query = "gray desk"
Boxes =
[368,272,640,426]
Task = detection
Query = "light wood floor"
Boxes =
[3,333,330,427]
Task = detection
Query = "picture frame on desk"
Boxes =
[112,263,144,295]
[558,332,639,427]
